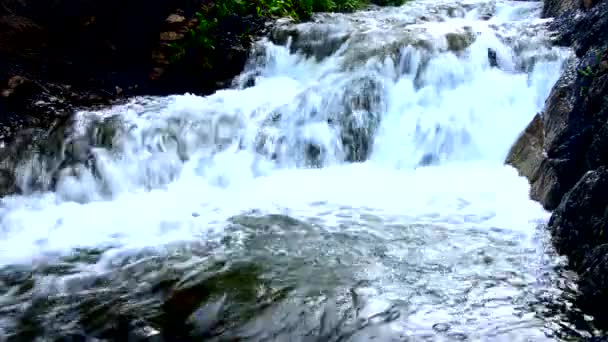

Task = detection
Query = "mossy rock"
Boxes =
[445,31,475,52]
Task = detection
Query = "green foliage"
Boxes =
[578,66,594,77]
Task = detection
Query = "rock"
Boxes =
[417,153,440,167]
[506,56,595,210]
[487,48,498,67]
[542,0,578,18]
[506,113,545,183]
[577,244,608,321]
[550,1,608,57]
[445,32,474,52]
[2,76,40,101]
[506,116,568,208]
[161,262,270,338]
[548,167,608,264]
[529,159,565,210]
[271,24,350,61]
[0,168,17,197]
[337,76,386,162]
[166,14,186,24]
[159,31,183,41]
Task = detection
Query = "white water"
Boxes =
[0,0,577,338]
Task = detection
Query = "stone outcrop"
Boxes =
[507,0,608,326]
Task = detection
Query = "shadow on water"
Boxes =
[0,214,606,341]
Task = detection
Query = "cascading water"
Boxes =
[0,0,598,340]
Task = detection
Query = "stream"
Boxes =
[0,0,601,340]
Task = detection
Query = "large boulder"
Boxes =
[578,244,608,322]
[548,167,608,264]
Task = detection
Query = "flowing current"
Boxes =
[0,0,594,340]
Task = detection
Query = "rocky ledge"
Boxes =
[0,0,269,142]
[506,0,608,325]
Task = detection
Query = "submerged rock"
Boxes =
[578,244,608,322]
[271,22,350,61]
[445,31,475,52]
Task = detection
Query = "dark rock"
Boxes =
[445,32,475,52]
[506,113,545,183]
[271,23,350,61]
[506,111,570,209]
[418,153,440,167]
[0,168,17,197]
[548,167,608,264]
[577,244,608,322]
[542,0,578,18]
[336,76,386,162]
[488,48,498,67]
[507,47,608,210]
[549,1,608,57]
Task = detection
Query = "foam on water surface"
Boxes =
[0,160,550,263]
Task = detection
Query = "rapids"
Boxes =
[0,0,599,340]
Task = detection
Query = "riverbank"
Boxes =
[507,0,608,327]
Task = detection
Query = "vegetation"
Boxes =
[168,0,407,66]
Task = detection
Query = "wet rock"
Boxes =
[506,111,569,210]
[488,48,498,67]
[0,169,17,197]
[0,111,130,197]
[577,244,608,322]
[506,55,595,210]
[550,1,608,57]
[548,167,608,264]
[271,23,350,61]
[445,32,474,52]
[417,153,440,167]
[2,76,39,100]
[161,262,279,338]
[542,0,578,18]
[506,113,545,182]
[432,323,451,332]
